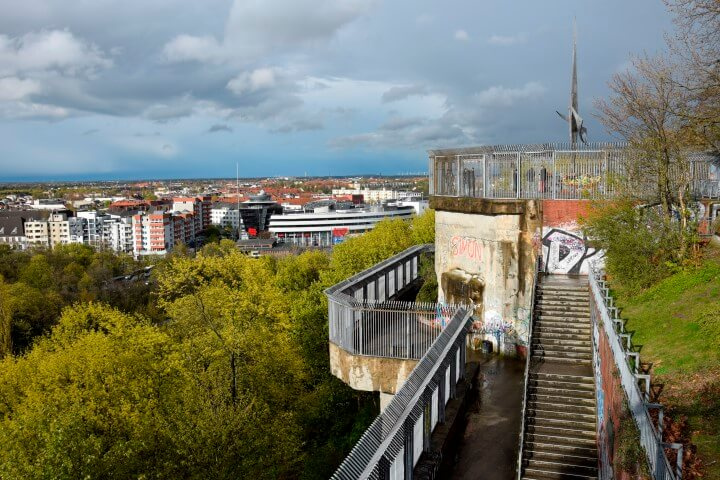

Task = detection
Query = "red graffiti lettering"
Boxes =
[449,236,483,262]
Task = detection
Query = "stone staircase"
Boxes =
[520,275,598,480]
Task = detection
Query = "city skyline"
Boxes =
[0,0,672,181]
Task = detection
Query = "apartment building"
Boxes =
[24,219,50,246]
[132,211,173,257]
[48,213,85,247]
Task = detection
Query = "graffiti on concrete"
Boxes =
[514,307,530,346]
[542,227,602,274]
[449,235,483,263]
[473,310,515,337]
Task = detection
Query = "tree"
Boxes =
[596,56,693,217]
[0,277,12,358]
[665,0,720,152]
[411,208,435,245]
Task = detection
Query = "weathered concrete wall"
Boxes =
[329,342,418,394]
[431,197,541,356]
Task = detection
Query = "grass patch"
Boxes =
[614,245,720,478]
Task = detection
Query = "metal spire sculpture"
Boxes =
[556,20,587,147]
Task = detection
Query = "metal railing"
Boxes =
[429,143,720,200]
[588,261,683,480]
[331,299,464,359]
[516,254,543,480]
[330,306,473,479]
[327,244,466,360]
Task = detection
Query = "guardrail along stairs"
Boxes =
[521,275,598,480]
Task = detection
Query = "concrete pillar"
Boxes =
[380,392,395,412]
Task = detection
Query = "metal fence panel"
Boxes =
[428,143,719,200]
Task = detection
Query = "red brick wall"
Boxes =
[591,293,633,479]
[542,199,592,227]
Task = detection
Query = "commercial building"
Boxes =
[331,187,423,203]
[268,204,416,246]
[239,191,282,236]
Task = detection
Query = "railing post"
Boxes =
[449,347,457,398]
[403,417,414,480]
[516,152,521,198]
[423,396,431,452]
[378,454,391,480]
[483,155,488,198]
[456,155,462,196]
[438,368,446,424]
[556,150,557,200]
[406,312,411,358]
[358,308,364,356]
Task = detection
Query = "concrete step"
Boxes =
[527,402,595,417]
[536,325,591,335]
[527,401,595,416]
[533,338,591,348]
[529,377,595,391]
[535,331,590,342]
[522,470,598,480]
[524,440,598,460]
[527,407,596,423]
[530,373,594,384]
[532,349,592,360]
[537,285,590,299]
[535,307,590,322]
[531,355,592,366]
[531,337,591,348]
[523,460,598,480]
[536,300,589,309]
[538,282,590,292]
[523,450,598,468]
[527,393,596,407]
[529,385,595,399]
[525,431,597,448]
[526,415,596,431]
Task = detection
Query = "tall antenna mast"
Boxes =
[236,162,240,240]
[557,18,587,147]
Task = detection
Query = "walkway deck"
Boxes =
[451,353,525,480]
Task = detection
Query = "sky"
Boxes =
[0,0,674,181]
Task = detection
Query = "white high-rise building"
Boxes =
[210,203,243,232]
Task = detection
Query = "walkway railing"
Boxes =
[327,244,463,360]
[516,255,543,480]
[588,261,683,480]
[429,143,720,200]
[330,306,473,479]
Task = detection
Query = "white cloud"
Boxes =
[474,82,546,108]
[162,35,223,63]
[487,33,527,46]
[454,29,469,41]
[163,0,375,65]
[227,68,278,95]
[0,77,41,101]
[0,29,111,76]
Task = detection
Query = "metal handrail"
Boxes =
[330,307,473,479]
[588,260,683,480]
[515,254,543,480]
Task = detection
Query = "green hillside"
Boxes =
[617,245,720,478]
